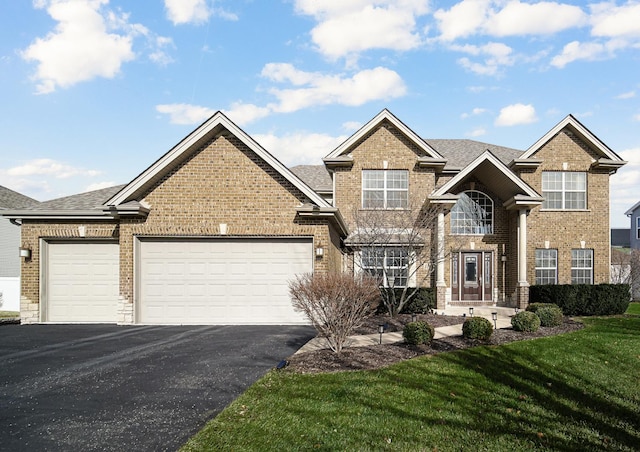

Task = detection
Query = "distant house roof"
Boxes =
[290,165,332,193]
[0,185,39,209]
[33,185,127,211]
[625,201,640,216]
[425,139,523,169]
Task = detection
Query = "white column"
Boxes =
[518,208,528,285]
[437,211,446,286]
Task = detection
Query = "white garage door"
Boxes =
[46,242,119,322]
[138,238,313,325]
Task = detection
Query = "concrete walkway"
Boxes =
[296,306,518,354]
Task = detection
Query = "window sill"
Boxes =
[360,208,410,212]
[540,209,591,213]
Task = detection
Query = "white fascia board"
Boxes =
[0,210,115,220]
[432,150,540,198]
[324,109,443,160]
[522,114,622,161]
[106,111,331,209]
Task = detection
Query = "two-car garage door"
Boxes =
[137,238,313,324]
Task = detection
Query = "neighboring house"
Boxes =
[0,186,39,312]
[1,109,626,324]
[625,201,640,249]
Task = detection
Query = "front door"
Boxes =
[451,251,492,302]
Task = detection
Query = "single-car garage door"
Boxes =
[45,241,119,322]
[138,238,313,325]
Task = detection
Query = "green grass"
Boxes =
[626,302,640,316]
[182,317,640,451]
[0,311,19,318]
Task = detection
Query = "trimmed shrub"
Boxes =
[535,305,564,327]
[529,284,630,316]
[511,311,541,332]
[526,302,558,313]
[403,321,435,346]
[462,317,493,340]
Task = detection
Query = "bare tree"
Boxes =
[630,249,640,301]
[346,202,458,317]
[289,272,380,353]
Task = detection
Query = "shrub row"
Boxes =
[529,284,630,316]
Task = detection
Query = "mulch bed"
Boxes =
[286,313,584,374]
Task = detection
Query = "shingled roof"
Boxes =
[31,185,126,211]
[425,139,523,169]
[0,185,39,209]
[290,165,332,193]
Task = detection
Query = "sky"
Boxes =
[1,0,639,227]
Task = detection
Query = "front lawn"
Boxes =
[626,301,640,316]
[182,317,640,451]
[0,311,19,318]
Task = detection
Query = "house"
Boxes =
[0,186,39,312]
[611,228,631,248]
[1,109,625,324]
[625,201,640,249]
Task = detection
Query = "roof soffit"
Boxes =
[323,109,443,162]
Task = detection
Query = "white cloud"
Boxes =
[223,103,271,126]
[616,90,636,100]
[611,147,640,226]
[262,63,407,113]
[342,121,362,132]
[253,132,348,166]
[156,103,215,125]
[295,0,429,60]
[495,103,538,126]
[452,42,514,75]
[590,2,640,38]
[467,127,487,137]
[434,0,587,41]
[550,39,627,68]
[22,0,170,94]
[6,158,100,179]
[164,0,210,25]
[86,181,118,192]
[461,107,487,119]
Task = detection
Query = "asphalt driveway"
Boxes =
[0,324,314,451]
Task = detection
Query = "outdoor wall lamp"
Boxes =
[469,307,474,317]
[378,324,385,344]
[492,312,498,329]
[19,247,31,260]
[315,246,324,257]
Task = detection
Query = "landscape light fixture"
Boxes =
[469,307,474,317]
[411,313,417,323]
[492,312,498,329]
[378,324,385,344]
[515,307,520,314]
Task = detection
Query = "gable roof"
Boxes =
[0,185,39,209]
[625,200,640,216]
[324,109,443,162]
[520,114,625,164]
[106,111,331,210]
[431,150,543,210]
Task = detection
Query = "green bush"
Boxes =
[526,302,558,313]
[529,284,630,316]
[462,317,493,340]
[511,311,541,332]
[535,305,564,327]
[377,287,436,315]
[403,321,435,346]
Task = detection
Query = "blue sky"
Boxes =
[1,0,639,227]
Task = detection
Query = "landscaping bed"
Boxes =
[288,313,584,374]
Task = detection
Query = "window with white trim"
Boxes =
[535,249,557,285]
[362,170,408,209]
[361,247,408,287]
[450,190,493,235]
[571,249,593,284]
[636,217,640,240]
[542,172,586,210]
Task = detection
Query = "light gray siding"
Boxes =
[0,218,20,277]
[631,208,640,250]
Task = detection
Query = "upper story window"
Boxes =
[542,172,586,210]
[362,170,408,209]
[450,190,493,235]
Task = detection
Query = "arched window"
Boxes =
[450,190,493,235]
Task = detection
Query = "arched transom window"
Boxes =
[450,190,493,235]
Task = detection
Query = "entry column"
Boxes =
[517,208,530,308]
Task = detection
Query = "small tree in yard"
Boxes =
[347,203,459,317]
[289,272,380,353]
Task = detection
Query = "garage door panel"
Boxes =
[138,239,312,325]
[47,242,119,323]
